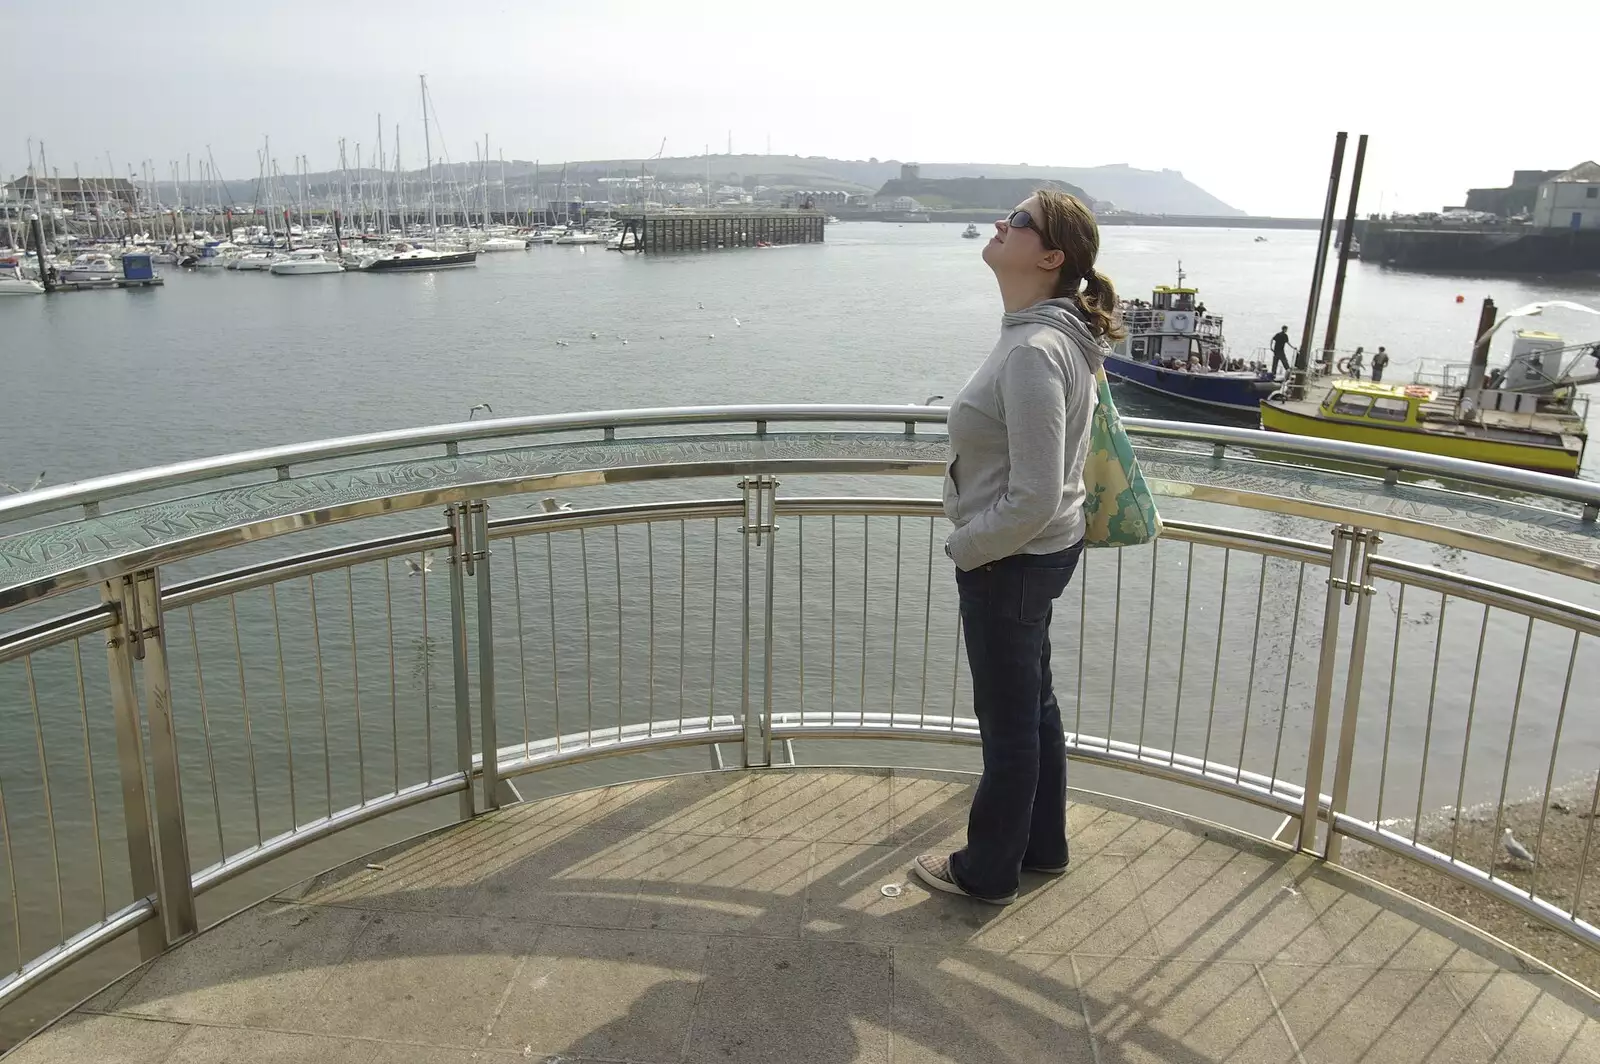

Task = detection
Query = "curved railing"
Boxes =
[1,405,1598,1035]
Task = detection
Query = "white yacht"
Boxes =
[555,230,602,245]
[0,257,44,294]
[605,231,638,251]
[57,254,117,282]
[477,236,526,253]
[229,250,282,271]
[269,249,345,275]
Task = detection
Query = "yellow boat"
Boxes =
[1260,378,1587,476]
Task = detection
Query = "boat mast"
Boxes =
[394,124,404,236]
[421,74,437,236]
[377,114,387,236]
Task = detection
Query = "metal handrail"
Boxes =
[1,404,1595,530]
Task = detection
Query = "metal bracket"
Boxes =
[1584,502,1598,525]
[1326,525,1380,605]
[738,476,780,546]
[1383,467,1400,487]
[117,572,162,661]
[603,426,616,441]
[275,464,292,481]
[1212,443,1226,461]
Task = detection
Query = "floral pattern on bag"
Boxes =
[1082,369,1162,548]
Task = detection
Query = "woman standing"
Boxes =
[912,190,1123,906]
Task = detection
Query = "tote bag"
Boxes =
[1081,368,1163,547]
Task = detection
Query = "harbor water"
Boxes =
[2,224,1600,1037]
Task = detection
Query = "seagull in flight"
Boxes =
[1501,828,1535,866]
[468,403,493,420]
[922,395,945,405]
[540,497,573,513]
[0,471,46,494]
[403,553,434,577]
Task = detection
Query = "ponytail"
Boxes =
[1079,268,1125,342]
[1033,188,1125,342]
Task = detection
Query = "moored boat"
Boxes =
[962,223,981,239]
[1103,267,1276,413]
[270,249,345,275]
[0,257,43,295]
[358,242,477,272]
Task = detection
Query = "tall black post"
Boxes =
[1291,132,1348,400]
[1467,297,1498,391]
[28,214,52,292]
[1321,134,1368,361]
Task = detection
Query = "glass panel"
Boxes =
[1333,393,1373,416]
[1369,398,1410,422]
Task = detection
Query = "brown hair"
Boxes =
[1032,188,1125,341]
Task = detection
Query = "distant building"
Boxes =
[900,162,920,182]
[1531,162,1600,229]
[4,176,139,210]
[1464,170,1560,218]
[890,195,923,211]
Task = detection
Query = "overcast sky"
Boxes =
[8,1,1589,215]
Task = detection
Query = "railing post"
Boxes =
[468,500,499,810]
[445,504,476,820]
[123,569,197,943]
[738,475,779,768]
[1325,527,1380,863]
[1299,526,1352,854]
[100,577,167,960]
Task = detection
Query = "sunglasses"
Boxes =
[1003,208,1049,245]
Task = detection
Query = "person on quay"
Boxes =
[1370,346,1390,382]
[912,190,1118,905]
[1347,346,1365,380]
[1270,326,1295,379]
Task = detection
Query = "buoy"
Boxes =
[1455,295,1464,303]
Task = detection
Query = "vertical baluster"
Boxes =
[384,559,399,792]
[1269,562,1308,795]
[1075,552,1087,740]
[709,518,720,722]
[1235,555,1268,785]
[859,516,869,722]
[309,574,331,818]
[1570,743,1600,919]
[1487,618,1536,883]
[420,555,434,778]
[918,518,933,727]
[647,523,656,735]
[949,615,964,732]
[228,597,262,846]
[1448,608,1491,863]
[24,656,64,942]
[510,538,530,753]
[72,639,108,918]
[1410,594,1450,845]
[1530,632,1581,902]
[799,516,807,720]
[614,525,624,739]
[889,517,903,720]
[1138,542,1160,753]
[1168,543,1195,766]
[1107,551,1123,748]
[269,583,296,823]
[1373,584,1406,831]
[0,761,20,969]
[678,520,687,731]
[1201,550,1231,772]
[581,528,594,740]
[545,532,562,751]
[830,515,838,725]
[346,568,365,803]
[185,607,227,862]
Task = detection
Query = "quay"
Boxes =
[618,210,825,252]
[1,406,1599,1059]
[11,769,1596,1063]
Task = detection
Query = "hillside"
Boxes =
[874,176,1092,210]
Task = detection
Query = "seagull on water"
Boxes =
[555,339,570,347]
[0,471,46,494]
[590,331,598,339]
[707,333,715,340]
[468,403,493,420]
[732,316,741,327]
[1502,828,1535,866]
[403,553,434,577]
[697,301,704,309]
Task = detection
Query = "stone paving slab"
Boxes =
[12,767,1599,1063]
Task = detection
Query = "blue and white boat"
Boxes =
[1105,267,1278,414]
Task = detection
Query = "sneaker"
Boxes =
[1022,861,1069,875]
[911,854,1015,906]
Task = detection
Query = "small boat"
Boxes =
[1260,378,1585,475]
[185,241,239,269]
[1254,236,1268,243]
[525,227,565,246]
[477,236,526,253]
[270,249,345,275]
[0,257,44,295]
[962,223,981,239]
[605,231,638,251]
[56,254,117,283]
[358,242,477,272]
[555,231,602,245]
[229,250,282,271]
[1103,266,1276,413]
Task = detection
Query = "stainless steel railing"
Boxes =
[1,405,1598,1033]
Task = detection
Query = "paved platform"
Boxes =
[10,768,1599,1062]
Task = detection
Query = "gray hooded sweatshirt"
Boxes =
[943,298,1106,572]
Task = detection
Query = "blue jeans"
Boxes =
[948,541,1085,900]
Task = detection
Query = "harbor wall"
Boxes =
[1358,221,1600,273]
